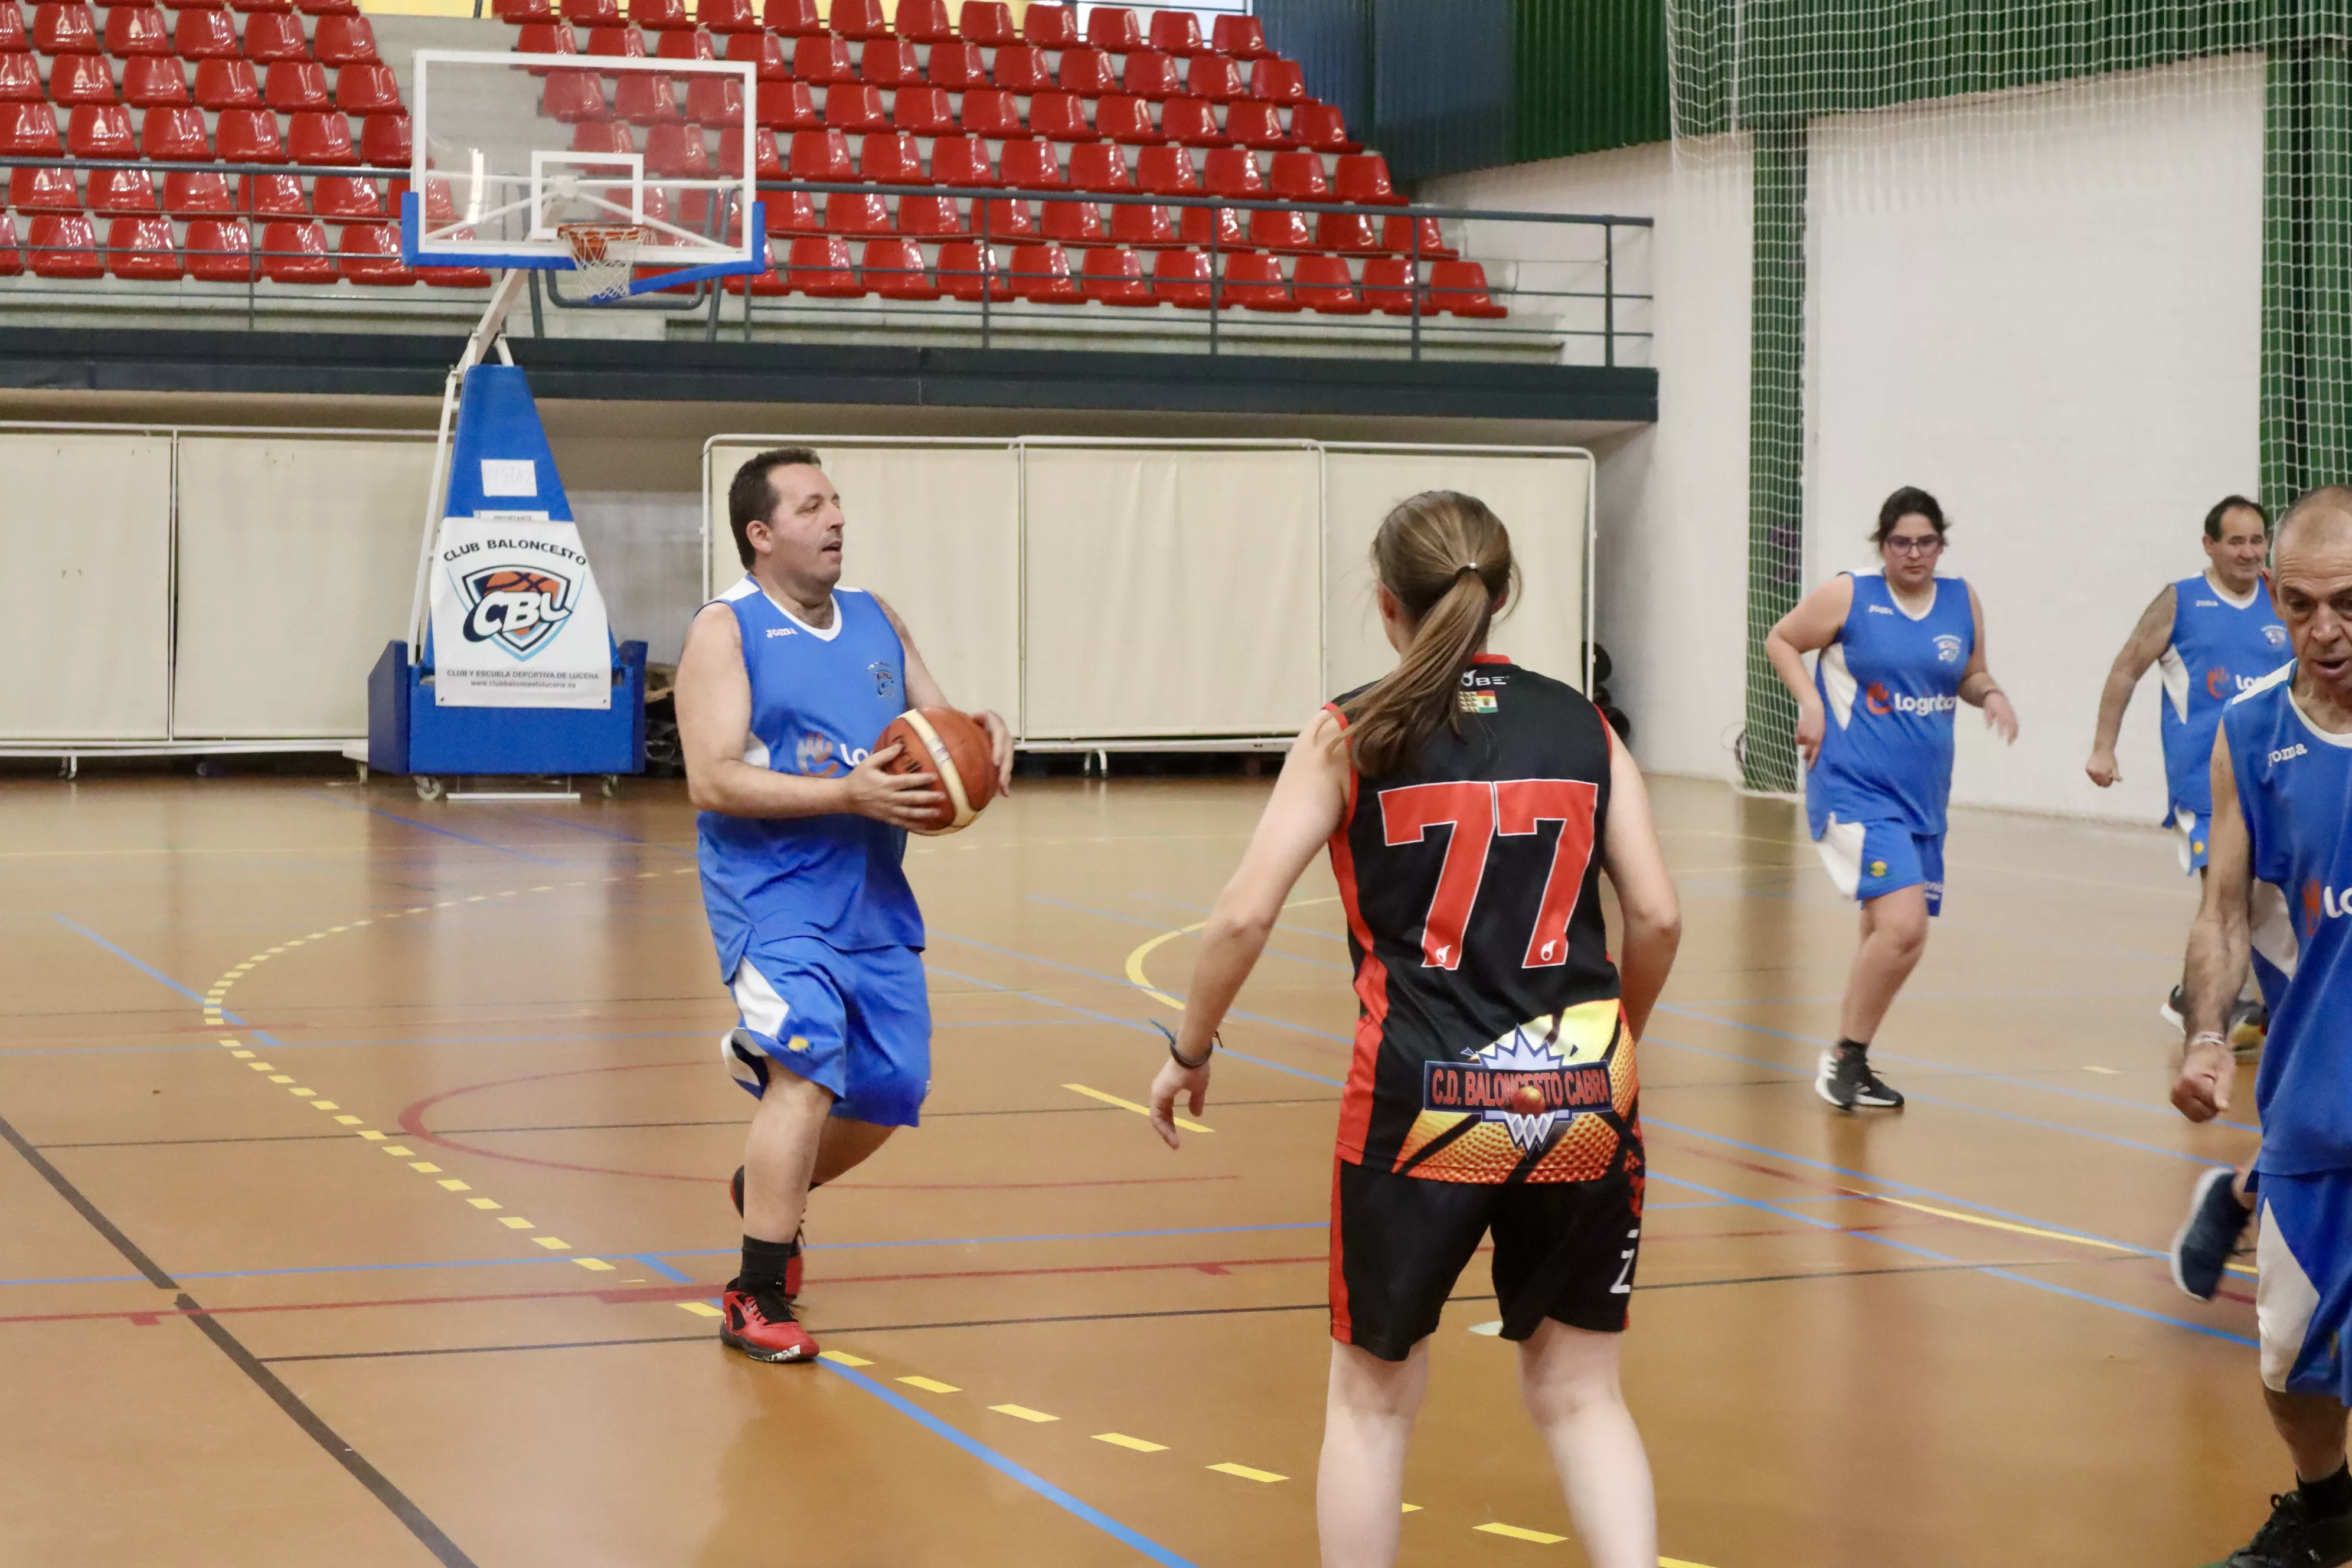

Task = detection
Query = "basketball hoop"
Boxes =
[556,221,646,302]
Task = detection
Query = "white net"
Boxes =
[557,223,645,305]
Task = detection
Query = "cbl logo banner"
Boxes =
[427,514,613,709]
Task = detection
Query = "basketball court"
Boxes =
[0,768,2271,1566]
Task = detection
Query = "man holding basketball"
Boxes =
[675,446,1012,1364]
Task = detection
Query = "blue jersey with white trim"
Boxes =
[2158,574,2288,815]
[696,578,923,975]
[2223,664,2352,1175]
[1805,571,1973,839]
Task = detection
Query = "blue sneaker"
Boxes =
[2171,1165,2253,1301]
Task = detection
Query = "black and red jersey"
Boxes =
[1327,655,1636,1185]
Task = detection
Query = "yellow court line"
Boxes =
[1206,1462,1286,1483]
[1871,1195,2258,1279]
[1475,1522,1566,1544]
[1120,894,1345,1012]
[990,1404,1059,1423]
[818,1350,874,1367]
[897,1376,961,1394]
[677,1301,723,1319]
[1092,1432,1168,1452]
[1064,1082,1211,1134]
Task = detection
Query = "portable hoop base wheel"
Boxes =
[556,222,648,303]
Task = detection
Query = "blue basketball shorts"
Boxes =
[722,937,932,1128]
[1815,814,1945,916]
[2257,1170,2352,1405]
[2172,804,2212,875]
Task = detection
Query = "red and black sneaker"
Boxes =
[719,1278,819,1364]
[730,1165,804,1300]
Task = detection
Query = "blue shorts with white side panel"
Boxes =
[723,937,931,1128]
[1814,814,1945,916]
[2258,1170,2352,1405]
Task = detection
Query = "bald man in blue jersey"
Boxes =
[2174,487,2352,1568]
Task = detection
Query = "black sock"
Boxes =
[737,1234,799,1292]
[1837,1037,1870,1056]
[2300,1463,2352,1517]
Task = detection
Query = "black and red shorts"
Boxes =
[1329,1155,1642,1361]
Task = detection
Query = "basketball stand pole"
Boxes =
[404,267,533,656]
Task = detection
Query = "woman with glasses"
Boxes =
[1763,486,2019,1109]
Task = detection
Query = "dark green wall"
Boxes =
[1512,0,1673,163]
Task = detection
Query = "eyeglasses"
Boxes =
[1883,535,1943,557]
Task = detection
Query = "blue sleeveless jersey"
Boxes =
[1805,572,1973,839]
[696,579,923,976]
[2224,665,2352,1175]
[2158,574,2289,816]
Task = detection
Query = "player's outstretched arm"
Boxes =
[1763,575,1853,765]
[1598,738,1680,1040]
[1146,711,1351,1149]
[2174,726,2252,1123]
[1957,583,2018,743]
[675,603,945,828]
[871,594,1014,796]
[2086,584,2175,786]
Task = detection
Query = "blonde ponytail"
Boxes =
[1338,492,1515,778]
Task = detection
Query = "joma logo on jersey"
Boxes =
[2271,743,2310,766]
[458,566,573,656]
[1864,682,1956,717]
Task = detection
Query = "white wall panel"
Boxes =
[0,433,172,740]
[1323,452,1589,699]
[172,437,432,738]
[1023,447,1322,737]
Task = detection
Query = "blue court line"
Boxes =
[1025,895,1353,974]
[53,915,243,1015]
[1649,1168,2256,1348]
[932,929,1353,1046]
[817,1357,1200,1568]
[621,1254,695,1283]
[305,791,565,865]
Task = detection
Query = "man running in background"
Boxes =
[2173,486,2352,1568]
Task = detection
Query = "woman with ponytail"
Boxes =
[1146,492,1683,1568]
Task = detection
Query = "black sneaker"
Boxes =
[2172,1165,2255,1301]
[2224,1490,2352,1567]
[730,1165,804,1301]
[1815,1045,1904,1110]
[2162,984,2187,1034]
[2233,997,2270,1059]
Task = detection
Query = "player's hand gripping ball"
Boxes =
[874,708,999,835]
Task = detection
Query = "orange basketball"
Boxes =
[874,707,998,836]
[1511,1083,1546,1116]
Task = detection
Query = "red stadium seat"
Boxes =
[786,233,861,295]
[10,164,80,211]
[753,79,815,129]
[1223,251,1294,311]
[561,0,620,24]
[1223,101,1289,149]
[1200,146,1260,198]
[1159,96,1224,147]
[972,194,1033,238]
[417,241,493,288]
[1019,2,1072,47]
[259,217,333,280]
[34,3,100,54]
[1291,102,1357,153]
[721,28,788,79]
[1334,152,1402,204]
[1133,142,1195,194]
[644,119,708,175]
[892,0,949,41]
[192,56,259,107]
[698,0,759,31]
[927,133,992,188]
[860,37,920,86]
[29,212,104,277]
[955,1,1013,45]
[515,21,576,54]
[789,33,851,82]
[229,0,294,9]
[569,117,633,153]
[1381,213,1452,259]
[1427,260,1506,318]
[172,4,236,54]
[1066,141,1129,192]
[103,5,169,56]
[1247,205,1311,251]
[1211,15,1269,57]
[1120,48,1178,100]
[542,68,609,122]
[762,0,819,34]
[494,0,555,21]
[1028,91,1094,143]
[139,103,208,158]
[1095,94,1160,145]
[161,166,234,214]
[1146,10,1198,54]
[896,191,963,237]
[1177,200,1240,248]
[923,40,983,89]
[626,0,687,30]
[1150,246,1208,306]
[1250,57,1306,104]
[956,87,1019,139]
[263,58,329,110]
[0,52,40,102]
[66,99,132,153]
[654,26,712,58]
[1007,240,1076,300]
[286,109,354,162]
[1315,210,1377,253]
[861,236,935,298]
[997,137,1062,190]
[1185,52,1243,103]
[1056,44,1112,96]
[828,0,885,38]
[718,121,782,177]
[1037,197,1100,245]
[757,187,815,233]
[50,54,116,104]
[242,11,307,60]
[1084,5,1136,51]
[183,216,253,280]
[786,126,850,180]
[989,41,1045,93]
[721,251,790,295]
[1360,256,1418,315]
[858,128,921,184]
[823,82,886,132]
[337,220,414,283]
[935,237,1000,299]
[359,110,408,165]
[583,23,642,55]
[613,70,680,123]
[1081,243,1151,305]
[1267,149,1328,201]
[0,4,22,50]
[312,172,383,220]
[121,53,187,103]
[296,0,361,16]
[239,171,305,214]
[0,101,60,155]
[684,72,740,125]
[1107,198,1173,247]
[892,84,953,136]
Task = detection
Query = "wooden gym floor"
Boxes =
[0,770,2272,1567]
